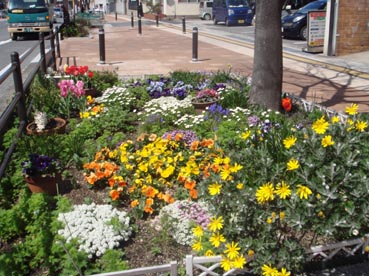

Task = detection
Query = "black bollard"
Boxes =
[192,27,198,62]
[138,17,142,35]
[99,27,105,64]
[131,12,134,28]
[115,11,117,21]
[182,16,186,34]
[155,14,159,27]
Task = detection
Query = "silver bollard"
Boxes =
[192,27,198,62]
[99,28,105,64]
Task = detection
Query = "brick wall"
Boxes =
[335,0,369,56]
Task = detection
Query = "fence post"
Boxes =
[138,17,142,35]
[39,32,46,73]
[49,28,57,71]
[192,27,198,62]
[11,52,27,124]
[99,27,105,64]
[182,16,186,34]
[131,11,134,28]
[55,26,61,58]
[185,255,194,276]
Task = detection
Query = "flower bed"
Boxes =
[1,70,369,275]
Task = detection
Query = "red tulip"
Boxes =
[282,97,292,112]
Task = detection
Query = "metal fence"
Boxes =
[0,27,63,179]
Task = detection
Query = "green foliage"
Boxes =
[29,73,62,117]
[62,20,89,37]
[170,70,205,87]
[92,70,122,93]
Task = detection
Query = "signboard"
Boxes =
[305,10,326,53]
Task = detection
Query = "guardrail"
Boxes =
[0,27,63,179]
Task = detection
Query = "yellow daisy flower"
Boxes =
[321,135,335,147]
[283,136,297,149]
[345,103,359,115]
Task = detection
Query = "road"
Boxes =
[0,20,55,115]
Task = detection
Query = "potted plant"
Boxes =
[22,153,62,195]
[26,111,67,135]
[191,88,220,113]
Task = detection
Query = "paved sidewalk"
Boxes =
[58,14,369,113]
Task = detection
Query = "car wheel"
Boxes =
[225,18,230,26]
[10,33,18,41]
[300,26,307,41]
[204,14,211,20]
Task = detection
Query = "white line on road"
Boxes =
[0,39,11,45]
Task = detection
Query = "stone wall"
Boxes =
[336,0,369,56]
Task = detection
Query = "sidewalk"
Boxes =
[58,14,369,113]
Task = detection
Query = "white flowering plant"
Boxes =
[57,203,133,259]
[151,200,213,246]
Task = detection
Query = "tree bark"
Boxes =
[249,0,285,111]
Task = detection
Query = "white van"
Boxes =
[199,0,213,20]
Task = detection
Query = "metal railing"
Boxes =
[0,27,63,179]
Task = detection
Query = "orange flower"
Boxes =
[162,193,175,203]
[177,175,186,183]
[136,133,147,142]
[143,186,158,198]
[108,177,116,187]
[200,139,214,148]
[109,189,120,201]
[144,205,154,214]
[131,199,139,208]
[190,141,199,151]
[184,179,196,190]
[282,97,292,112]
[146,198,154,206]
[189,188,198,199]
[174,133,183,141]
[85,172,98,185]
[149,134,157,141]
[211,163,220,173]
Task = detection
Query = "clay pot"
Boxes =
[26,118,67,135]
[24,174,62,195]
[191,100,218,114]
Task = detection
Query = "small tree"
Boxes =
[249,0,285,111]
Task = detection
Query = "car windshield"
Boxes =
[296,0,326,14]
[228,0,248,7]
[9,0,47,9]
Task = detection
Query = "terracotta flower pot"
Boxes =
[26,117,67,135]
[24,174,62,195]
[192,100,218,114]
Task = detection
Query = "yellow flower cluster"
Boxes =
[262,264,291,276]
[256,181,312,204]
[191,216,248,271]
[83,134,243,215]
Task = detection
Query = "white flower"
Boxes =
[34,111,48,131]
[57,204,133,258]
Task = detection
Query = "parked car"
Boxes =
[281,0,327,40]
[212,0,253,26]
[53,6,63,22]
[200,0,213,20]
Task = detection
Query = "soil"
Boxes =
[61,170,192,271]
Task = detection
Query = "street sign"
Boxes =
[305,10,326,53]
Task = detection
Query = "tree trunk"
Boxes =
[249,0,285,111]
